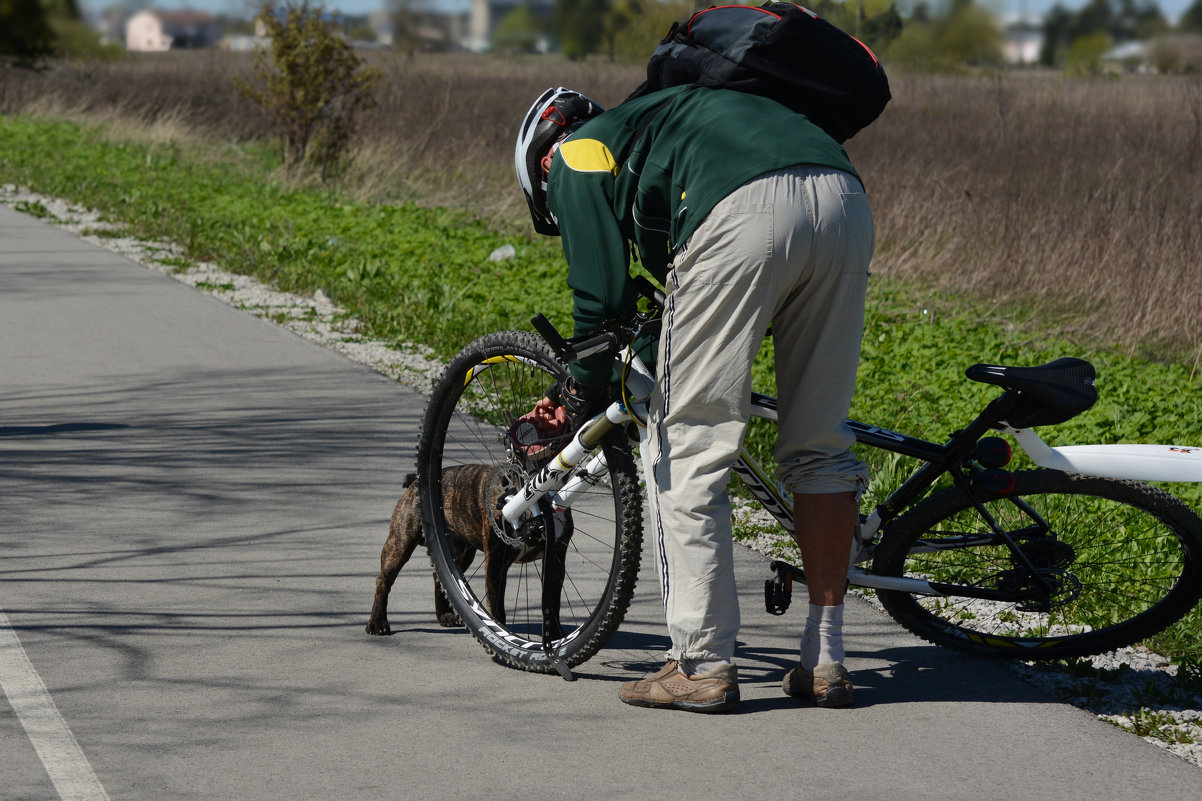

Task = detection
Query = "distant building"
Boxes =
[1102,35,1202,73]
[1003,17,1044,65]
[220,34,260,52]
[125,9,222,52]
[1101,40,1149,70]
[467,0,553,53]
[370,0,552,53]
[253,6,342,37]
[370,6,469,52]
[97,8,131,47]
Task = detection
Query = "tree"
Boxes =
[1,0,117,64]
[940,0,1004,64]
[860,3,904,51]
[46,0,119,59]
[42,0,78,16]
[884,0,1002,72]
[801,0,902,51]
[494,3,543,53]
[0,0,56,67]
[603,0,902,65]
[234,3,380,180]
[1040,5,1074,66]
[1070,0,1114,42]
[1181,0,1202,32]
[1041,0,1169,69]
[555,0,608,60]
[388,0,421,57]
[604,0,691,62]
[1064,30,1113,74]
[1114,0,1169,39]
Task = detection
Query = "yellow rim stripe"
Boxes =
[463,354,540,386]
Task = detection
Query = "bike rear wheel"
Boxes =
[873,470,1202,659]
[416,330,643,672]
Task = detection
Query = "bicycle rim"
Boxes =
[417,330,643,672]
[873,470,1202,659]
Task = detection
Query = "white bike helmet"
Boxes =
[515,87,605,235]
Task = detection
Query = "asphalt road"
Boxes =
[2,202,1198,801]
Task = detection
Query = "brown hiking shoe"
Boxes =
[619,660,740,713]
[782,661,854,708]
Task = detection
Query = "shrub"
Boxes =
[883,1,1003,73]
[234,2,379,180]
[0,0,55,67]
[1064,32,1114,76]
[493,4,544,54]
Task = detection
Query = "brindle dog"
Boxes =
[366,463,545,635]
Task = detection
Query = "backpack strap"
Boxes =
[609,98,674,252]
[615,98,673,168]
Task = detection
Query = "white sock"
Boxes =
[680,658,732,677]
[799,603,844,671]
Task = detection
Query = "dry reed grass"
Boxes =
[857,72,1202,364]
[2,52,1199,360]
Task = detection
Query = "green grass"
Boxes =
[1,112,1199,659]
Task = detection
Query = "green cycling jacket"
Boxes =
[547,85,860,388]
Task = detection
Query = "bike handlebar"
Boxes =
[531,276,665,365]
[530,314,625,364]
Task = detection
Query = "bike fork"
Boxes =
[507,404,634,682]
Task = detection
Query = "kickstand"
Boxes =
[539,498,576,681]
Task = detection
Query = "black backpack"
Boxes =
[624,3,891,143]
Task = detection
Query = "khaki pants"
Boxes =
[643,165,873,664]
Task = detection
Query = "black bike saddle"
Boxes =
[965,357,1097,428]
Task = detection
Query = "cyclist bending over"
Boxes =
[514,85,874,712]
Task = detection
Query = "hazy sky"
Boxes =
[81,0,1195,24]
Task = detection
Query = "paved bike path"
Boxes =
[1,202,1196,801]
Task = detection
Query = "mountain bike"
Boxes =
[416,279,1202,680]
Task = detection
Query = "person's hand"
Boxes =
[510,378,608,455]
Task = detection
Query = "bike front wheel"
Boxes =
[873,470,1202,659]
[416,330,643,672]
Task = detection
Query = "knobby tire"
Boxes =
[417,331,643,672]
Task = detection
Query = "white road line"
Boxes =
[0,609,111,801]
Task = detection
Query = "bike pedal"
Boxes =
[764,561,793,616]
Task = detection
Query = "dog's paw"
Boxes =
[437,612,463,628]
[365,618,391,636]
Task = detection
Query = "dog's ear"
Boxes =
[403,473,417,488]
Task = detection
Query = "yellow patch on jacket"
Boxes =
[559,139,619,176]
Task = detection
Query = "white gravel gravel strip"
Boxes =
[6,185,1200,769]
